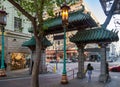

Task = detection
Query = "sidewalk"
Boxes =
[0,69,120,87]
[50,76,105,87]
[0,68,30,80]
[42,75,120,87]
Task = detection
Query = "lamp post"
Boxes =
[0,10,7,77]
[61,3,70,84]
[55,47,58,70]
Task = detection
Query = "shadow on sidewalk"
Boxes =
[0,68,30,80]
[50,77,105,87]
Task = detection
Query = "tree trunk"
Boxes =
[31,37,42,87]
[30,34,42,86]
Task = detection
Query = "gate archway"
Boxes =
[70,27,119,82]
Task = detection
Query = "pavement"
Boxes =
[0,68,30,79]
[0,68,120,87]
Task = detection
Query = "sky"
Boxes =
[84,0,120,54]
[84,0,106,24]
[84,0,120,30]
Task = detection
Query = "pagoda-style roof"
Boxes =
[29,7,98,35]
[22,36,52,47]
[70,27,119,44]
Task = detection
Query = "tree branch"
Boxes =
[8,0,35,22]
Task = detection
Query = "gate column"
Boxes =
[99,43,110,82]
[77,44,85,79]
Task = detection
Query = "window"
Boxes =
[14,17,22,32]
[58,41,60,45]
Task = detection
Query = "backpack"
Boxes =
[87,66,94,70]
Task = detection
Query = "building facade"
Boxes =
[0,1,32,71]
[45,0,99,62]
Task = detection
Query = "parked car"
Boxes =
[59,59,63,63]
[58,59,72,63]
[66,59,72,63]
[107,59,114,62]
[70,58,78,62]
[50,60,56,63]
[109,65,120,72]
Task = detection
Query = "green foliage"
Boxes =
[0,0,5,9]
[44,0,55,16]
[4,0,80,30]
[55,0,80,6]
[6,0,80,18]
[15,0,36,15]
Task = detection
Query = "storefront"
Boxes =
[0,30,31,71]
[10,53,29,70]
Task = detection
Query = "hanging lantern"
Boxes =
[0,10,7,26]
[61,4,70,25]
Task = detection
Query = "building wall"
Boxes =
[0,1,32,71]
[1,1,32,34]
[0,29,31,71]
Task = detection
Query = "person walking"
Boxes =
[105,62,111,82]
[86,63,94,82]
[106,62,109,75]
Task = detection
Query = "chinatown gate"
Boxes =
[22,4,119,83]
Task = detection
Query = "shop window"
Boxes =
[58,41,60,45]
[10,53,27,70]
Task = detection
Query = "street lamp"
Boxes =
[61,3,70,84]
[0,10,7,77]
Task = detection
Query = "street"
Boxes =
[0,62,120,87]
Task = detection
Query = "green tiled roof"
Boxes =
[44,9,90,28]
[70,28,119,44]
[22,36,52,47]
[29,9,98,34]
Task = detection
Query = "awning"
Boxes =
[22,36,52,47]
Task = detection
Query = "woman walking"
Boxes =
[86,63,94,82]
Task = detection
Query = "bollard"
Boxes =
[73,70,74,79]
[53,65,56,73]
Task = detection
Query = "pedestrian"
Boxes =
[4,62,7,70]
[106,62,109,75]
[29,60,34,75]
[86,63,94,82]
[106,62,111,82]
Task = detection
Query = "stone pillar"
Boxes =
[39,50,47,74]
[29,48,47,74]
[77,44,85,79]
[99,43,109,82]
[29,47,47,74]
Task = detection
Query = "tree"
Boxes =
[3,0,81,87]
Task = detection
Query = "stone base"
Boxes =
[39,67,47,74]
[77,72,85,79]
[0,69,6,77]
[39,70,47,74]
[61,74,68,84]
[99,74,110,83]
